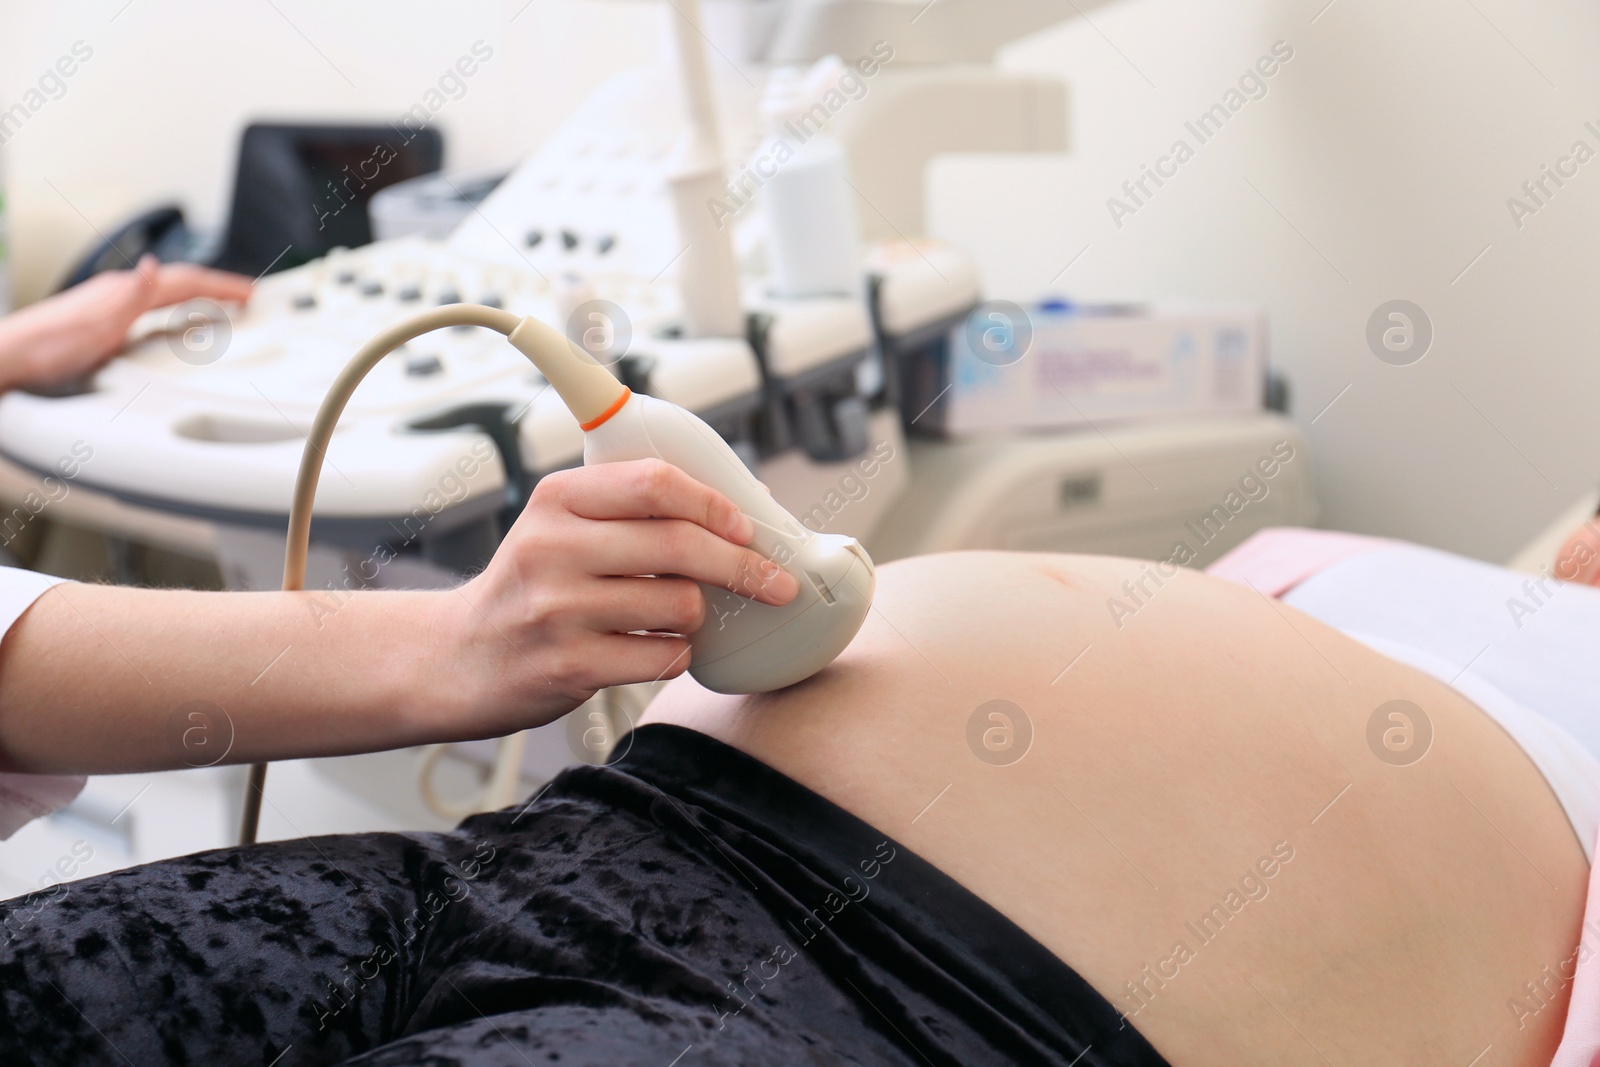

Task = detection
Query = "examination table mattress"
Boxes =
[0,724,1168,1066]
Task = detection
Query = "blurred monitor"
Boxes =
[210,121,444,276]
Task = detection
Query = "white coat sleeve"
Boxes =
[0,567,81,839]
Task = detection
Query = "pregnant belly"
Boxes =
[643,550,1589,1066]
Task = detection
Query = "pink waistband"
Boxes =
[1204,526,1400,597]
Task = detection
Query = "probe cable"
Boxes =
[240,303,522,845]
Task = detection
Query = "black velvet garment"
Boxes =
[0,725,1170,1066]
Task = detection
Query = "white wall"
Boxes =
[931,0,1600,561]
[3,0,1595,560]
[0,0,664,304]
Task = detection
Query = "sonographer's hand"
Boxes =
[442,458,800,734]
[0,460,794,774]
[0,254,253,391]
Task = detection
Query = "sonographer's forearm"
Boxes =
[0,583,446,775]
